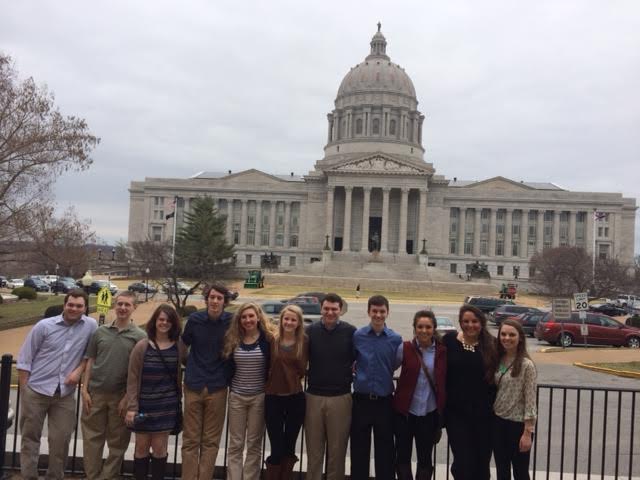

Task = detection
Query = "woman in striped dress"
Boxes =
[126,304,185,480]
[223,302,275,480]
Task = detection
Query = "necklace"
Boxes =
[461,337,478,352]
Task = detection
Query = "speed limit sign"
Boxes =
[574,292,589,311]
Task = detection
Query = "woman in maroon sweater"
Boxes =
[392,310,447,480]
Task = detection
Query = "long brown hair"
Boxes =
[413,309,441,343]
[223,302,275,359]
[146,304,181,342]
[274,305,306,360]
[458,304,498,383]
[497,318,532,378]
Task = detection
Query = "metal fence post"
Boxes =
[0,354,14,477]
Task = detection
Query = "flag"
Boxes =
[594,211,607,221]
[165,197,176,220]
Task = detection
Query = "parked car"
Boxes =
[491,305,542,325]
[262,301,287,322]
[41,275,59,285]
[162,281,194,295]
[50,279,77,294]
[7,279,24,289]
[588,304,628,317]
[262,300,322,323]
[128,282,158,294]
[87,280,118,295]
[535,311,640,348]
[297,303,322,323]
[228,289,240,301]
[23,278,50,293]
[435,316,457,334]
[614,294,639,308]
[516,312,547,337]
[463,296,514,314]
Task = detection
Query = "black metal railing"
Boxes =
[1,354,638,479]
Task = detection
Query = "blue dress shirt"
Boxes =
[17,314,98,397]
[395,341,437,416]
[353,324,402,397]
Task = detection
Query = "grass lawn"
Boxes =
[587,361,640,373]
[0,295,65,321]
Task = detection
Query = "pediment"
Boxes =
[221,169,287,186]
[328,154,432,176]
[465,176,533,191]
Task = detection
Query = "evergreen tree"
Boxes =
[174,196,234,281]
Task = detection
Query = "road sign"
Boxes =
[574,292,589,311]
[552,298,571,321]
[96,287,112,315]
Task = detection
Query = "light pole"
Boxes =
[81,271,93,315]
[145,268,150,302]
[127,260,131,278]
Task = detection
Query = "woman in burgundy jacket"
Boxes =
[392,310,447,480]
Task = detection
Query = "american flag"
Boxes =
[165,197,177,220]
[594,211,607,221]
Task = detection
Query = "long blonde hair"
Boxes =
[223,302,275,359]
[274,304,306,360]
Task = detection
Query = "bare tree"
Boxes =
[0,53,99,241]
[593,258,633,297]
[529,247,592,296]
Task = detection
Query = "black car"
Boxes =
[87,281,118,295]
[463,296,514,314]
[24,278,50,292]
[491,305,542,325]
[50,279,77,294]
[128,282,158,294]
[517,312,547,337]
[588,304,628,317]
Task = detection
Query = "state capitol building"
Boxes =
[128,27,637,280]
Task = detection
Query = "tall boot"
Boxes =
[415,466,432,480]
[395,464,413,480]
[133,456,150,480]
[280,455,298,480]
[150,455,168,480]
[264,461,281,480]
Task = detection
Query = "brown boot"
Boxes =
[280,455,299,480]
[395,464,413,480]
[265,461,281,480]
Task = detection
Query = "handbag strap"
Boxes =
[150,340,182,396]
[497,360,514,386]
[412,340,437,394]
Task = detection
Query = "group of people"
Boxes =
[17,283,537,480]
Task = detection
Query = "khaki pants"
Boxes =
[226,391,265,480]
[304,393,352,480]
[181,386,228,480]
[81,391,131,480]
[19,385,76,480]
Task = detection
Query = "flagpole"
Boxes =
[592,208,597,287]
[171,196,178,266]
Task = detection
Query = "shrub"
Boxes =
[12,287,37,300]
[44,305,65,318]
[178,305,198,318]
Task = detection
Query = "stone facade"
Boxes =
[128,27,637,280]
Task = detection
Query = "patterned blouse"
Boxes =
[493,357,537,423]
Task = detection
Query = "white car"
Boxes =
[7,279,24,289]
[436,316,457,334]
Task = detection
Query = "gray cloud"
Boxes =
[2,0,638,253]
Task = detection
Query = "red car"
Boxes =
[535,311,640,348]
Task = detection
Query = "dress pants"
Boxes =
[393,410,439,476]
[227,391,265,480]
[20,386,76,480]
[81,391,131,480]
[446,411,492,480]
[492,415,531,480]
[181,386,228,480]
[304,392,352,480]
[265,392,305,464]
[349,394,394,480]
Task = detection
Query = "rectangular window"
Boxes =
[245,254,252,265]
[152,226,162,242]
[480,239,488,256]
[497,265,504,276]
[289,256,296,267]
[512,241,519,257]
[289,235,299,248]
[246,202,256,246]
[450,239,457,255]
[496,239,504,256]
[450,263,457,274]
[275,202,285,247]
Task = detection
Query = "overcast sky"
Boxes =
[2,1,639,253]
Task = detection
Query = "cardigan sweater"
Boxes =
[392,339,447,416]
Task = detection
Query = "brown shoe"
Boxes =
[265,461,281,480]
[280,455,299,480]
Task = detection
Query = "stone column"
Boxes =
[399,188,409,254]
[520,209,529,259]
[568,211,576,246]
[417,188,428,252]
[489,209,497,257]
[473,208,481,257]
[284,201,291,248]
[226,199,234,244]
[325,186,335,248]
[255,200,263,246]
[458,207,466,256]
[240,200,248,246]
[380,187,390,252]
[536,210,545,252]
[364,108,371,136]
[552,210,560,247]
[268,200,277,248]
[361,187,371,252]
[586,209,595,256]
[343,187,353,252]
[504,208,513,257]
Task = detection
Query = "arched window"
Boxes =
[355,118,363,135]
[389,119,396,135]
[372,118,380,135]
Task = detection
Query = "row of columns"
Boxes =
[326,185,428,254]
[225,199,300,248]
[328,109,423,144]
[455,208,595,258]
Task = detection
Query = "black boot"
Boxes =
[150,455,168,480]
[415,466,431,480]
[395,464,413,480]
[134,456,150,480]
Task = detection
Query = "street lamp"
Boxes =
[81,271,93,315]
[127,260,131,278]
[420,238,428,255]
[111,248,116,261]
[145,268,150,302]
